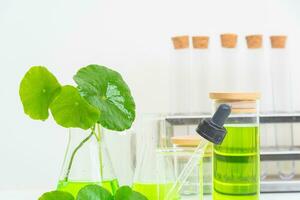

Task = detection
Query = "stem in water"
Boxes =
[64,126,95,181]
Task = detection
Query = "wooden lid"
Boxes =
[171,135,201,147]
[246,35,263,49]
[172,35,189,49]
[220,33,238,48]
[209,92,260,101]
[210,93,260,114]
[192,36,209,49]
[270,35,287,48]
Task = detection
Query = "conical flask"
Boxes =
[57,126,119,197]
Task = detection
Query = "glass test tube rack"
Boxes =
[165,114,300,193]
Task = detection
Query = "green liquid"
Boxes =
[133,183,180,200]
[57,179,119,197]
[213,125,259,200]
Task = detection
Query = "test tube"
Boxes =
[216,34,239,92]
[245,35,274,180]
[269,35,295,180]
[170,36,191,115]
[190,36,211,115]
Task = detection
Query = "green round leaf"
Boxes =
[77,184,113,200]
[19,66,61,120]
[38,191,74,200]
[115,186,148,200]
[50,85,100,130]
[73,64,136,131]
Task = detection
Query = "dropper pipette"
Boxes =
[164,104,231,200]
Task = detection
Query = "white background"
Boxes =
[1,0,300,194]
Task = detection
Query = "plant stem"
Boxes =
[97,124,104,180]
[64,127,95,181]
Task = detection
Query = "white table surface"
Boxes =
[1,190,300,200]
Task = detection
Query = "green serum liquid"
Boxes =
[57,179,119,197]
[213,125,259,200]
[132,183,180,200]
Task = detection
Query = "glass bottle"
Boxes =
[270,35,295,180]
[210,92,260,200]
[57,126,119,197]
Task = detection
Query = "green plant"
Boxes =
[19,64,139,199]
[39,185,148,200]
[19,64,135,130]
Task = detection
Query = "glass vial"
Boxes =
[170,36,191,115]
[190,36,211,114]
[270,35,295,180]
[216,34,239,92]
[210,92,260,200]
[245,35,273,180]
[57,127,119,197]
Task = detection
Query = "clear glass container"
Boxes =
[133,114,207,200]
[133,114,168,200]
[57,126,119,197]
[216,34,240,92]
[210,92,260,200]
[190,36,211,115]
[170,36,191,115]
[270,35,295,180]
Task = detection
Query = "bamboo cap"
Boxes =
[209,92,260,114]
[246,35,263,49]
[220,33,238,48]
[209,92,260,101]
[172,35,189,49]
[192,36,209,49]
[270,35,287,48]
[171,135,201,147]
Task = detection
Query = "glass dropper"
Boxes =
[165,104,231,200]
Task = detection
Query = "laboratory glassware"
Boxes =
[57,127,119,197]
[270,35,295,180]
[133,114,170,200]
[190,36,211,114]
[170,36,191,115]
[217,34,239,92]
[245,35,273,180]
[210,92,260,200]
[165,104,231,200]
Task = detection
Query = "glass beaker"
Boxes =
[57,126,119,197]
[210,93,260,200]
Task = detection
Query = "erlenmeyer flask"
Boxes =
[57,126,119,197]
[133,114,178,200]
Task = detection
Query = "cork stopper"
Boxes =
[246,35,263,49]
[270,35,287,48]
[192,36,209,49]
[220,33,238,48]
[172,35,189,49]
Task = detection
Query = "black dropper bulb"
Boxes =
[196,104,231,144]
